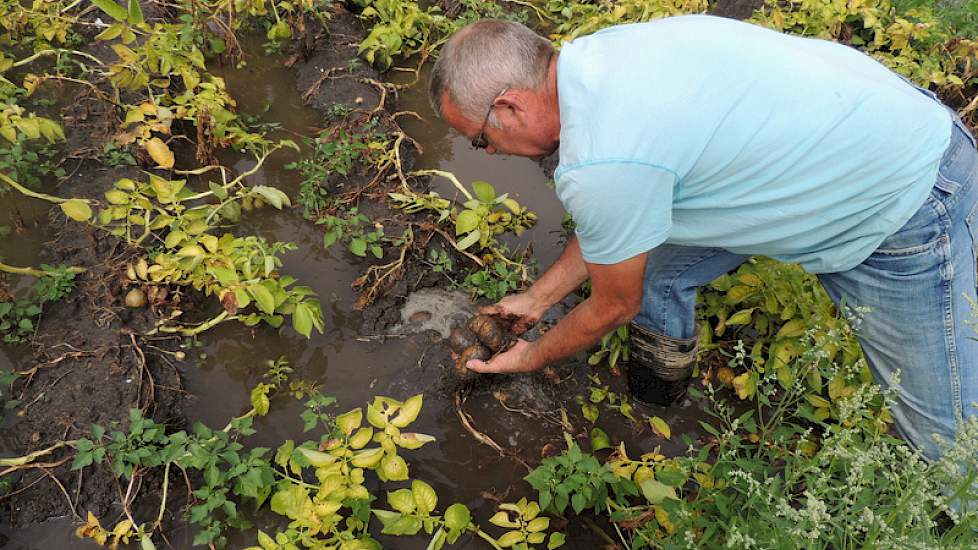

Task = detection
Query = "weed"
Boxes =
[0,134,64,187]
[460,259,526,302]
[0,264,76,343]
[287,121,389,216]
[98,142,137,167]
[317,207,386,259]
[525,441,639,516]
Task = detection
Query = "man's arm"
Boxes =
[482,235,589,333]
[468,251,647,373]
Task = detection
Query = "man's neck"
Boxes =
[545,53,561,143]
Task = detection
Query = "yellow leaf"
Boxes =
[732,372,755,400]
[60,199,92,222]
[726,308,755,326]
[649,416,671,439]
[145,137,174,169]
[775,319,806,339]
[654,504,675,533]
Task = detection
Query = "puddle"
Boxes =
[396,288,478,338]
[0,34,712,550]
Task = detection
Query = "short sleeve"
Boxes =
[556,162,676,264]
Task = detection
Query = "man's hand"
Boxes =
[466,339,537,373]
[480,293,548,335]
[478,236,589,335]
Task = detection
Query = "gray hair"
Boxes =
[429,20,554,123]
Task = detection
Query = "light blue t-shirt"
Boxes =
[555,15,952,273]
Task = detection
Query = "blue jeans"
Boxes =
[635,115,978,462]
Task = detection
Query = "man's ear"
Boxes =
[493,91,526,122]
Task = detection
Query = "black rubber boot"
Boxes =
[626,323,698,407]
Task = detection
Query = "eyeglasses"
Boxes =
[471,87,509,150]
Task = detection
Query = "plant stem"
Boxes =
[471,527,504,550]
[0,261,85,277]
[0,441,70,469]
[273,468,319,490]
[12,49,104,68]
[410,170,474,201]
[154,461,171,529]
[0,172,76,204]
[157,311,233,336]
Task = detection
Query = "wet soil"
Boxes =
[1,165,189,527]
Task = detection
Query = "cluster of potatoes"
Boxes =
[447,314,513,380]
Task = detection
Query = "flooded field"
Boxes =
[0,31,707,549]
[4,0,976,548]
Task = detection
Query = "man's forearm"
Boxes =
[526,235,589,308]
[523,293,634,370]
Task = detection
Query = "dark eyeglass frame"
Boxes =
[471,87,509,150]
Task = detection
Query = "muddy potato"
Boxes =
[716,366,736,387]
[448,327,478,354]
[467,314,509,352]
[454,344,490,380]
[125,288,147,308]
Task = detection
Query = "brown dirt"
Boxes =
[710,0,766,20]
[2,164,191,526]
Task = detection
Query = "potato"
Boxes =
[467,314,509,352]
[448,327,478,354]
[454,344,491,381]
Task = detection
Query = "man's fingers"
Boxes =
[478,304,503,315]
[466,358,494,373]
[512,320,532,335]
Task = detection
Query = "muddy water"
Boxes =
[0,45,711,550]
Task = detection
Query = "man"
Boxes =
[428,16,978,463]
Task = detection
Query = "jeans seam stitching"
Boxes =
[939,221,965,428]
[943,237,965,428]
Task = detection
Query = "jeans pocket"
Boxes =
[874,195,945,256]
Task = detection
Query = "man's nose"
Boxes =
[485,144,498,155]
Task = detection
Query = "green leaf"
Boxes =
[385,515,422,536]
[456,230,481,251]
[322,228,340,249]
[292,302,315,338]
[444,503,471,531]
[60,200,92,222]
[349,237,367,257]
[489,511,519,528]
[336,408,362,436]
[390,394,422,428]
[253,186,291,209]
[455,210,479,235]
[412,480,437,515]
[547,532,566,549]
[91,0,128,21]
[250,385,270,416]
[497,531,525,547]
[379,454,409,481]
[589,427,611,451]
[388,488,416,514]
[426,528,447,550]
[640,478,678,504]
[248,285,275,314]
[776,318,806,339]
[270,484,309,519]
[127,0,144,25]
[726,308,755,326]
[471,180,496,203]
